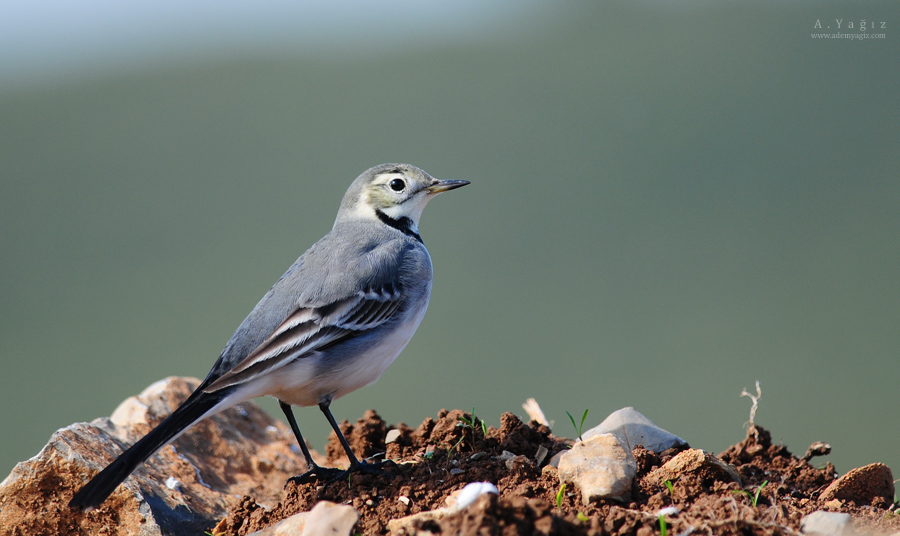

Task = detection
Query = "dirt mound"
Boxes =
[212,409,900,535]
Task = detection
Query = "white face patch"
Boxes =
[352,196,378,220]
[364,172,433,226]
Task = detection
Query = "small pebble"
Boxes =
[455,482,499,509]
[800,510,851,535]
[164,477,182,492]
[385,429,402,444]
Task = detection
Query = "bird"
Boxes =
[68,163,469,510]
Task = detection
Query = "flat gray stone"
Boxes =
[584,407,687,453]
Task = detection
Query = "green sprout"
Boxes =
[452,409,481,454]
[576,512,589,522]
[556,483,567,510]
[657,507,678,536]
[752,480,768,506]
[461,407,488,437]
[733,480,768,507]
[456,408,487,448]
[566,409,589,441]
[664,480,674,496]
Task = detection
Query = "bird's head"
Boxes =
[338,163,469,231]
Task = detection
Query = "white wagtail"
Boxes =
[69,163,468,510]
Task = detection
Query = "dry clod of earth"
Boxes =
[214,412,900,536]
[2,377,899,536]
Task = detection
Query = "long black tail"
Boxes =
[68,389,228,510]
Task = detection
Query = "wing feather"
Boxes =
[203,285,402,393]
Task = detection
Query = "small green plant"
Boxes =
[556,483,567,510]
[733,480,768,507]
[664,480,674,496]
[657,507,678,536]
[566,409,589,441]
[449,436,466,454]
[751,480,768,506]
[455,408,487,452]
[461,408,488,436]
[576,512,589,522]
[457,409,476,429]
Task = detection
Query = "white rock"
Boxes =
[164,476,182,491]
[388,481,498,534]
[800,510,852,536]
[557,433,637,505]
[385,429,402,444]
[584,407,686,453]
[455,482,499,510]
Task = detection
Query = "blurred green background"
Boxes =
[2,1,898,482]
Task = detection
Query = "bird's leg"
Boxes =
[281,400,395,488]
[280,401,345,485]
[318,400,395,476]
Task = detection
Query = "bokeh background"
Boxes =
[2,1,898,484]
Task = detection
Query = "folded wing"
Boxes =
[203,285,401,393]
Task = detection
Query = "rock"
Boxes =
[819,463,894,506]
[0,376,314,536]
[557,433,637,505]
[584,407,687,453]
[245,501,358,536]
[387,481,498,534]
[646,448,741,487]
[385,429,402,444]
[452,481,499,510]
[800,510,852,535]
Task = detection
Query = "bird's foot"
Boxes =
[285,458,396,489]
[285,464,347,487]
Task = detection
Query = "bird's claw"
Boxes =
[285,459,397,489]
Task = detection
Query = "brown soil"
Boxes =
[212,409,900,536]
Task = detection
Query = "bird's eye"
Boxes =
[389,178,406,192]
